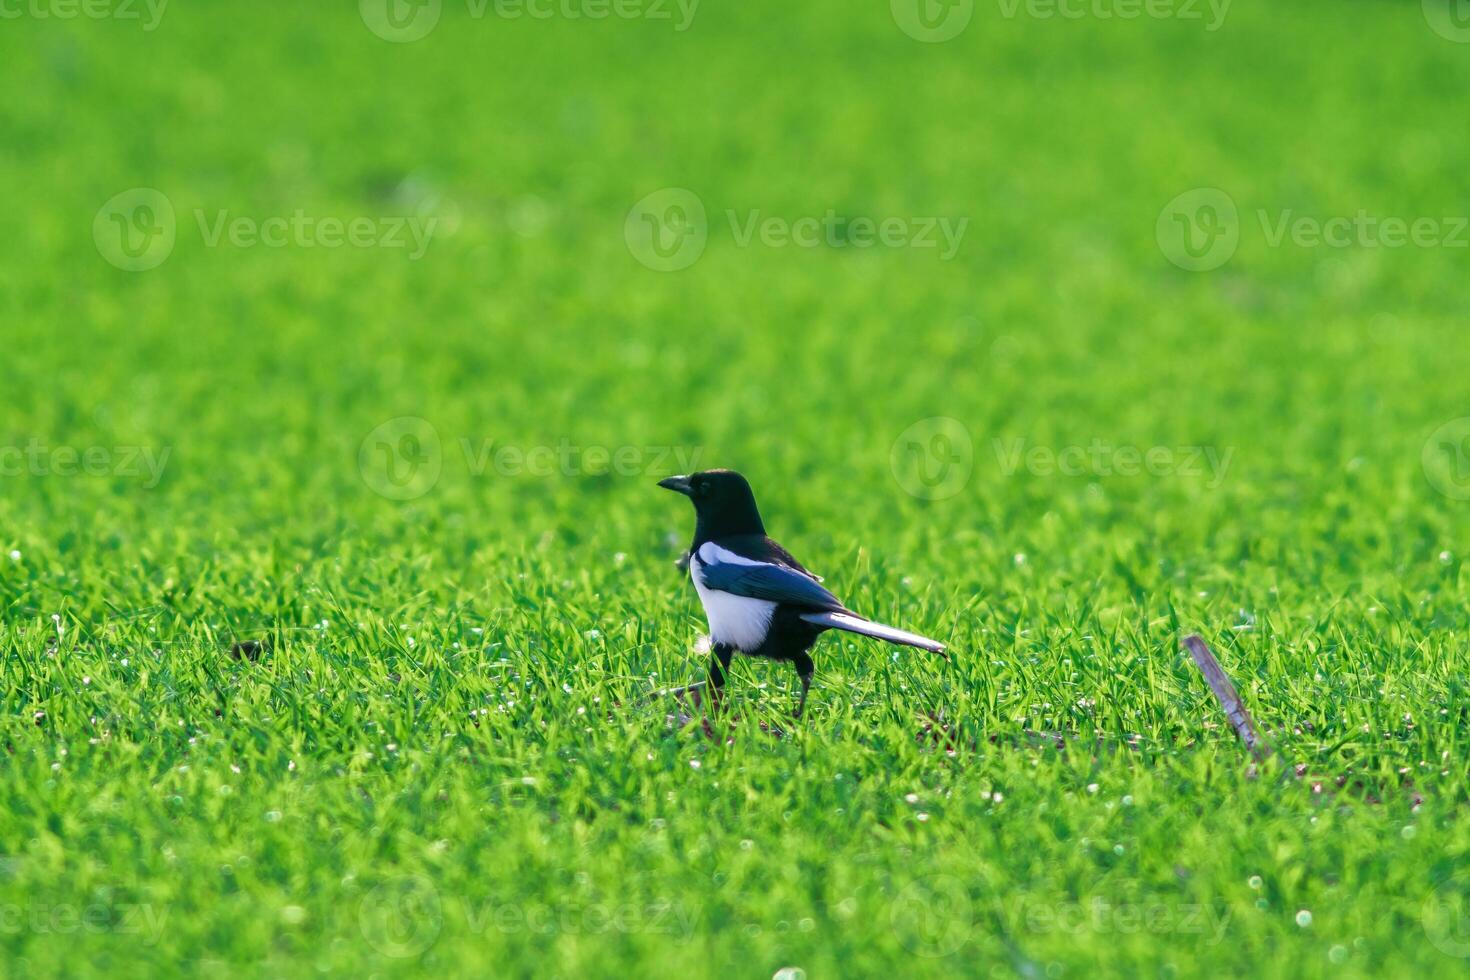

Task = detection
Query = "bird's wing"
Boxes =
[695,543,847,612]
[758,537,825,583]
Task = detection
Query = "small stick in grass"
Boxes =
[1182,634,1270,757]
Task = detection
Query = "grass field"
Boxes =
[3,1,1470,976]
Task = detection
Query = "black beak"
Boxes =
[657,474,693,496]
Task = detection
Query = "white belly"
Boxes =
[691,553,775,652]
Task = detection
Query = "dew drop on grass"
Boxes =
[1295,909,1312,927]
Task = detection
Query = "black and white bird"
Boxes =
[658,469,946,717]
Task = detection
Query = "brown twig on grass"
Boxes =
[1182,634,1270,758]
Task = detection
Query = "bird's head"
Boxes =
[658,469,765,541]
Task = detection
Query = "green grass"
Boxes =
[3,1,1470,976]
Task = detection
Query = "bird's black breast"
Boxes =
[743,605,825,663]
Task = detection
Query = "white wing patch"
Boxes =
[696,542,762,567]
[690,544,775,652]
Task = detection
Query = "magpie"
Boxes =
[658,469,946,717]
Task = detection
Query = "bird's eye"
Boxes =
[694,481,708,497]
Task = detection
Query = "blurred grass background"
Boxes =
[2,1,1469,977]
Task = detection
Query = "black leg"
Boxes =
[708,646,734,710]
[792,653,814,718]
